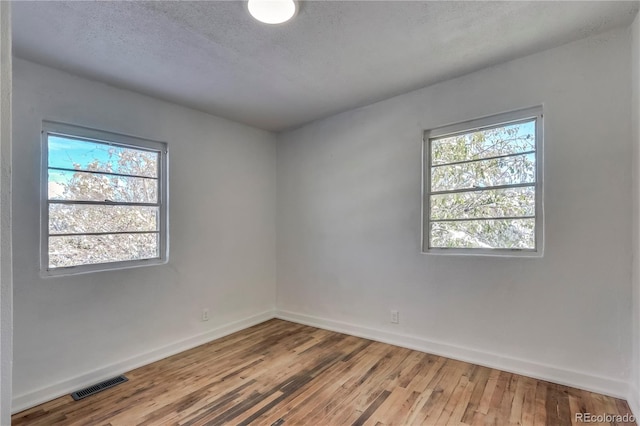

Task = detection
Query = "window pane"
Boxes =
[48,135,158,177]
[49,233,159,268]
[430,218,535,249]
[48,169,158,203]
[431,153,535,192]
[49,204,158,234]
[431,120,535,166]
[430,186,535,221]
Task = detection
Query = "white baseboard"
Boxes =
[13,308,632,415]
[628,384,640,421]
[276,309,629,400]
[11,309,276,414]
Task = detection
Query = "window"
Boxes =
[423,107,543,255]
[42,122,168,275]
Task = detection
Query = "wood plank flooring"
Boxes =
[12,319,635,425]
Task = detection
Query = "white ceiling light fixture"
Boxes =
[247,0,297,25]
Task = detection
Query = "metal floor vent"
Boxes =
[71,375,128,401]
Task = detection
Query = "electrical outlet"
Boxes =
[390,310,399,324]
[201,308,209,321]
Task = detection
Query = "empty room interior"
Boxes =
[3,0,640,424]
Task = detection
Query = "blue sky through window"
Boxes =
[48,135,157,184]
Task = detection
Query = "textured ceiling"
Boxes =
[12,1,640,131]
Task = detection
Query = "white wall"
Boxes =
[276,28,632,398]
[11,58,277,411]
[630,12,640,420]
[9,12,638,418]
[0,2,12,425]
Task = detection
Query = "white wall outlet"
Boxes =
[390,310,399,324]
[201,308,209,321]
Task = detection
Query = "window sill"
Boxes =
[41,257,168,278]
[422,248,543,258]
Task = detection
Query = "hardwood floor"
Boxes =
[12,319,635,425]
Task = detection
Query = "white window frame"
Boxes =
[41,121,169,276]
[422,106,544,257]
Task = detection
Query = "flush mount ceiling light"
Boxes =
[247,0,297,25]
